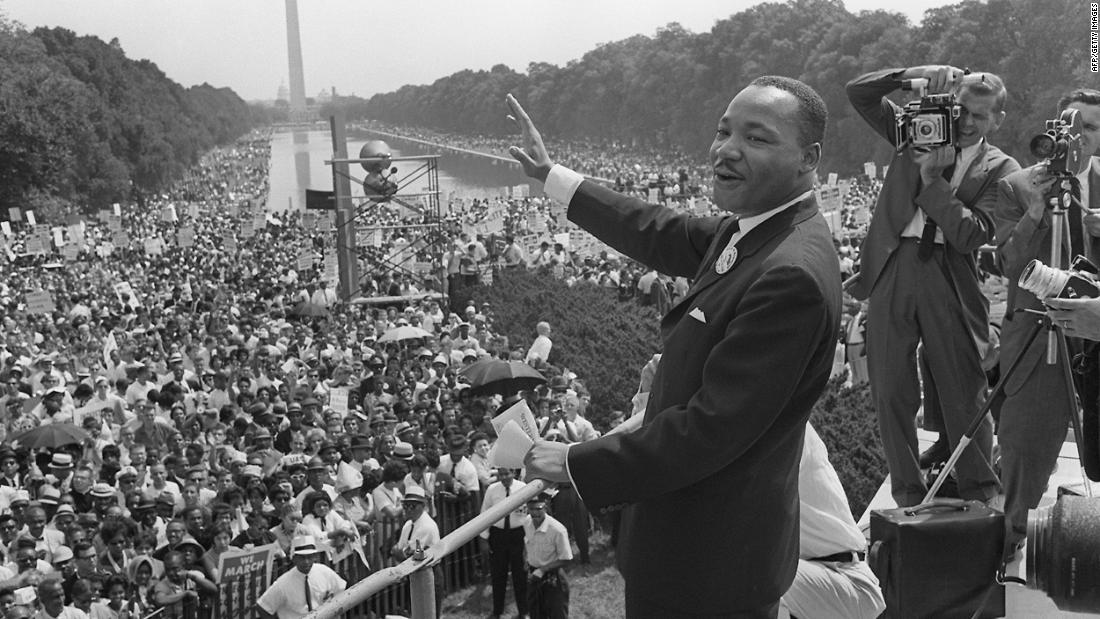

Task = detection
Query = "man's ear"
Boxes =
[801,143,821,173]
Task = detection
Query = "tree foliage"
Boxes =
[0,21,258,215]
[360,0,1091,175]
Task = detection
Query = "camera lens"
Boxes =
[1027,496,1100,612]
[918,124,934,137]
[1030,133,1056,159]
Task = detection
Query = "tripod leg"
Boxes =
[922,319,1045,504]
[1055,329,1094,497]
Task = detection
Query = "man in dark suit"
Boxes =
[509,75,841,618]
[994,88,1100,559]
[846,65,1019,507]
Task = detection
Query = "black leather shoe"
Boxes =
[919,434,950,469]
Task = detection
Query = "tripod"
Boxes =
[923,177,1094,504]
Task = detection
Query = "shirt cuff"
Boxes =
[544,165,585,206]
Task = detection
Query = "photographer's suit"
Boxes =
[561,178,841,617]
[994,159,1100,548]
[846,69,1019,506]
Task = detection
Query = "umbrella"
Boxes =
[289,301,330,318]
[7,424,89,449]
[460,359,546,396]
[378,325,431,343]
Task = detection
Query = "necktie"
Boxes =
[504,484,511,530]
[917,151,959,261]
[304,572,312,612]
[1068,177,1085,263]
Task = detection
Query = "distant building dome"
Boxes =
[276,82,290,103]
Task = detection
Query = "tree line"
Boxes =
[0,20,262,218]
[350,0,1092,175]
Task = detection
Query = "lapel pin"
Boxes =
[715,246,738,274]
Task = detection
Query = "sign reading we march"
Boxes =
[215,544,277,619]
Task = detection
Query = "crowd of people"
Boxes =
[0,100,890,618]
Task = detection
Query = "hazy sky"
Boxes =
[1,0,955,102]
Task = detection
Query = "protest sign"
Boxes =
[214,544,277,619]
[0,222,9,237]
[161,205,177,223]
[329,387,349,414]
[62,245,79,261]
[177,227,194,248]
[296,252,313,272]
[864,162,878,179]
[112,231,129,248]
[25,291,55,315]
[113,282,141,309]
[24,237,46,255]
[828,172,839,186]
[7,208,19,222]
[112,203,121,216]
[25,211,35,227]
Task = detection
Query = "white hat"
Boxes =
[291,535,322,557]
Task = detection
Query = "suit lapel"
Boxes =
[954,141,990,206]
[660,198,818,336]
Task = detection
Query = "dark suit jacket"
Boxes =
[845,69,1020,352]
[564,181,841,614]
[994,161,1100,399]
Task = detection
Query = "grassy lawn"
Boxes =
[442,529,625,619]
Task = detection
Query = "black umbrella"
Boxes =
[460,359,546,397]
[7,424,89,449]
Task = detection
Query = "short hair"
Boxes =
[1059,88,1100,111]
[960,72,1008,113]
[748,75,827,146]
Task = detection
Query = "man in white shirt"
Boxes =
[390,486,442,617]
[480,468,527,619]
[523,493,572,619]
[437,435,479,494]
[34,578,87,619]
[525,321,553,365]
[258,535,346,619]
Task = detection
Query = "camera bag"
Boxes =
[870,498,1005,618]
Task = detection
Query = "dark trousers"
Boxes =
[528,568,569,619]
[551,486,589,562]
[488,527,528,615]
[866,241,998,506]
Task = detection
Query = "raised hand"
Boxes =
[505,94,554,183]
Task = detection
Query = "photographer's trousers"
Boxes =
[866,239,1000,506]
[997,311,1076,548]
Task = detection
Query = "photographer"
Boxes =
[846,65,1019,507]
[994,87,1100,560]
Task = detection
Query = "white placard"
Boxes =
[863,162,877,179]
[25,211,36,227]
[329,387,349,414]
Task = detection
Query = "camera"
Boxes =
[1027,495,1100,612]
[1029,107,1088,177]
[1018,256,1100,300]
[892,77,962,151]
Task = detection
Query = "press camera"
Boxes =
[1029,107,1088,177]
[1019,256,1100,300]
[892,77,962,151]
